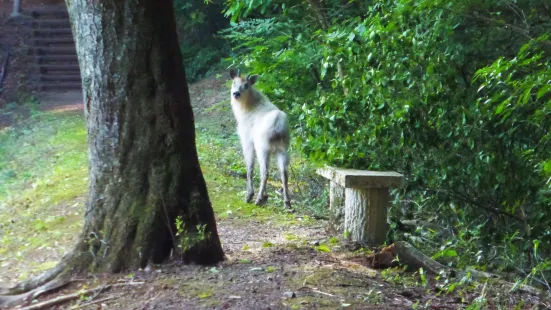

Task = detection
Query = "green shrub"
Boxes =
[174,0,230,82]
[222,0,551,275]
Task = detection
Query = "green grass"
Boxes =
[0,94,327,284]
[0,107,88,283]
[0,110,88,198]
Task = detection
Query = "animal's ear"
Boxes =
[229,69,237,79]
[248,74,259,85]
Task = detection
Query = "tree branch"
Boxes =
[423,188,524,221]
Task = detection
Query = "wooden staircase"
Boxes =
[26,6,81,92]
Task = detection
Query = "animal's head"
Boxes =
[229,69,258,101]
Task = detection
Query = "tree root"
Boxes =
[0,273,72,309]
[0,258,78,309]
[17,282,141,310]
[0,260,67,296]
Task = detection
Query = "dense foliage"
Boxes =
[174,0,229,82]
[220,0,551,284]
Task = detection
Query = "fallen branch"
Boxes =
[348,241,548,298]
[296,286,336,298]
[348,241,496,278]
[390,241,448,275]
[70,294,123,309]
[0,271,72,309]
[19,282,144,310]
[0,259,67,296]
[312,289,336,297]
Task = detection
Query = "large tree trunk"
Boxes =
[2,0,225,303]
[62,0,224,272]
[1,1,224,307]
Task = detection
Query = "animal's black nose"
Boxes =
[233,91,241,98]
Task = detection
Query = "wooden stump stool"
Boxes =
[317,166,404,246]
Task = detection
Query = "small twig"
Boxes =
[303,273,315,286]
[85,282,108,303]
[138,292,159,310]
[298,286,337,298]
[311,289,336,297]
[70,294,123,309]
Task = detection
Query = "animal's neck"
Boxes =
[233,88,263,111]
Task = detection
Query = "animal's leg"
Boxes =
[242,141,255,203]
[255,147,270,206]
[277,151,292,209]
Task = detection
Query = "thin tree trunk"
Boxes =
[62,0,224,273]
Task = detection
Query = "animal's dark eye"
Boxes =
[244,84,249,89]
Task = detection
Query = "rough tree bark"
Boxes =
[328,181,345,234]
[0,0,223,307]
[344,188,389,245]
[66,0,224,271]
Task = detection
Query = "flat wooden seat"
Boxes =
[317,167,404,189]
[317,166,404,246]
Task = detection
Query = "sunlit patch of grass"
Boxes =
[0,107,88,284]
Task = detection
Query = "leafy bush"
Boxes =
[174,0,230,82]
[222,0,551,278]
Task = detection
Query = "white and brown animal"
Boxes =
[229,69,292,209]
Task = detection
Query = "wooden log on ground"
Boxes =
[348,241,446,273]
[347,241,548,298]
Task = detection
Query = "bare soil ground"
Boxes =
[0,74,549,309]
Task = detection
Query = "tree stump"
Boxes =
[317,166,404,246]
[329,181,345,233]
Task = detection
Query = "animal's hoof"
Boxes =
[255,195,268,206]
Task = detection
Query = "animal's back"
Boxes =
[253,108,290,152]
